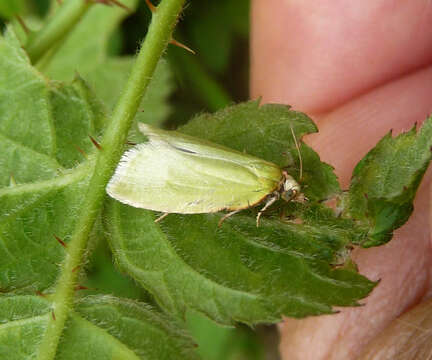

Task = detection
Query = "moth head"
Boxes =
[280,172,301,202]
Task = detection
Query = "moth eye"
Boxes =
[282,189,296,201]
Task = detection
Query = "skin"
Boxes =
[250,1,432,359]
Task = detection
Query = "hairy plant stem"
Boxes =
[25,0,91,64]
[35,0,186,359]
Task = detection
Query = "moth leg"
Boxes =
[256,195,279,227]
[218,209,242,227]
[155,212,169,223]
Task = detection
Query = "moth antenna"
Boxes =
[54,234,67,248]
[89,135,102,150]
[170,38,196,54]
[16,15,30,34]
[74,145,88,158]
[290,124,303,181]
[145,0,157,13]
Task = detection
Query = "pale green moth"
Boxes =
[107,123,304,226]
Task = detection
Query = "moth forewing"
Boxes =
[107,124,303,224]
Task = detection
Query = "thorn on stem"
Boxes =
[16,16,30,34]
[54,234,67,248]
[74,285,89,291]
[52,310,56,321]
[126,141,137,146]
[72,265,80,273]
[145,0,157,13]
[35,290,46,297]
[89,136,102,150]
[170,38,196,54]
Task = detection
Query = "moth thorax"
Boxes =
[280,173,301,202]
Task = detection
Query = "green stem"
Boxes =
[25,0,91,64]
[35,1,186,359]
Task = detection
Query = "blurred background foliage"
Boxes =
[0,0,249,122]
[124,0,250,126]
[0,0,280,359]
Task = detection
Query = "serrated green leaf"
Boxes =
[43,0,173,127]
[0,295,199,360]
[345,117,432,247]
[0,28,103,293]
[0,29,197,357]
[106,201,375,325]
[0,296,50,359]
[104,102,374,325]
